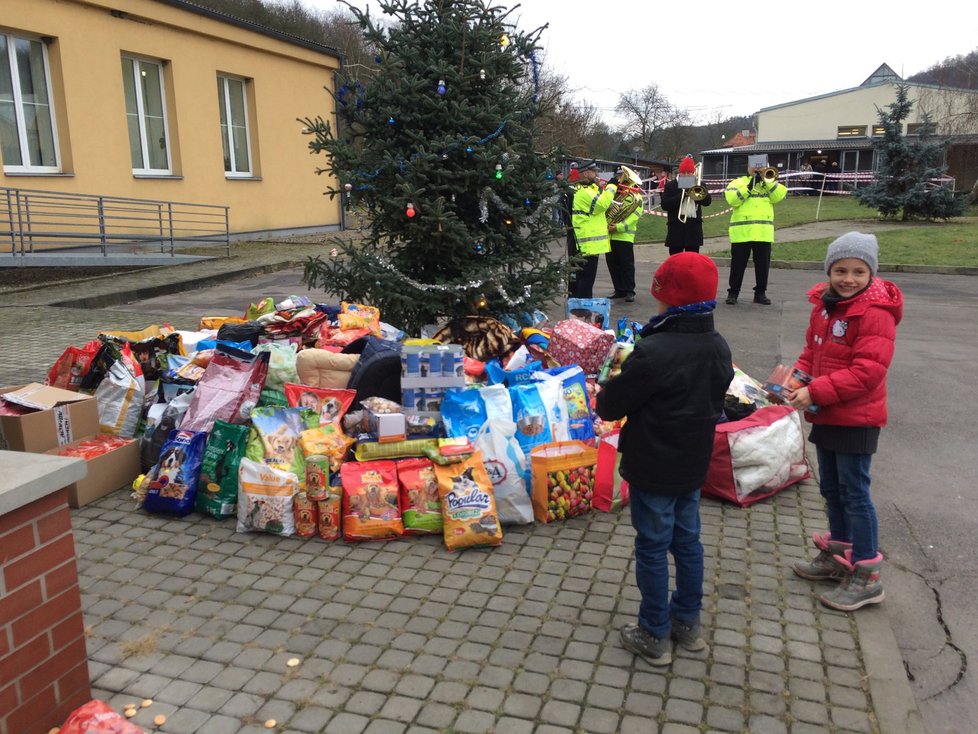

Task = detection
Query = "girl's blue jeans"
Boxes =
[628,489,704,639]
[816,446,878,562]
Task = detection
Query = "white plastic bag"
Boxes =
[476,385,532,525]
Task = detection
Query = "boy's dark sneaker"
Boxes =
[753,294,772,305]
[670,619,707,652]
[620,623,671,666]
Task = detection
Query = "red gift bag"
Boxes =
[593,430,630,511]
[703,405,810,507]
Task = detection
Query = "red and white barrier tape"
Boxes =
[644,207,734,218]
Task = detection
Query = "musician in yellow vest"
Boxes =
[571,159,617,299]
[724,154,786,305]
[605,185,642,302]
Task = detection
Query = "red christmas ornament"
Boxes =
[406,202,416,218]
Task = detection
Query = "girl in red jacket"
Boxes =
[787,232,903,611]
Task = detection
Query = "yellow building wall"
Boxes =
[758,83,978,142]
[1,0,341,234]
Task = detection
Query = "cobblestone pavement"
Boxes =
[0,237,923,733]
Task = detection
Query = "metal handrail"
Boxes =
[0,187,230,257]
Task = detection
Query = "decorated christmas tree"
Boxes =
[856,84,966,221]
[300,0,565,336]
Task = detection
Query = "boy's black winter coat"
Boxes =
[596,312,733,495]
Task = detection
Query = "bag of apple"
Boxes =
[530,441,598,523]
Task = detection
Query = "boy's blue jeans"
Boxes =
[628,489,704,639]
[816,447,878,562]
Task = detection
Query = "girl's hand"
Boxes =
[786,386,813,410]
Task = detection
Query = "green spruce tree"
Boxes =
[856,83,966,220]
[300,0,565,336]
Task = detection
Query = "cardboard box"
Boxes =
[0,384,99,453]
[48,438,141,508]
[365,408,407,443]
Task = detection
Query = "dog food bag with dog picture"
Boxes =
[284,383,356,428]
[340,460,404,541]
[237,457,298,536]
[143,429,208,516]
[196,420,250,518]
[434,451,503,551]
[396,458,442,536]
[245,406,319,488]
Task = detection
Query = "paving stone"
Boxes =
[705,705,746,732]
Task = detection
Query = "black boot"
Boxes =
[725,291,738,305]
[753,293,771,305]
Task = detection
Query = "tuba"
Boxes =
[678,162,707,223]
[606,165,645,225]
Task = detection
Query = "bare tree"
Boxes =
[615,84,687,157]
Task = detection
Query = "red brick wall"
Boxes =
[1,488,91,734]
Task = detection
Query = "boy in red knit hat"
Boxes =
[597,252,734,665]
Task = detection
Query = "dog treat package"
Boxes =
[316,485,342,541]
[237,457,298,535]
[196,420,250,518]
[396,458,442,536]
[434,451,503,551]
[143,429,208,516]
[293,491,317,538]
[245,406,319,488]
[284,383,356,428]
[340,460,404,541]
[299,423,355,472]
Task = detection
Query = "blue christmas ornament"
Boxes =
[524,198,531,206]
[374,55,382,64]
[466,146,473,154]
[437,79,446,96]
[388,116,395,125]
[545,170,554,180]
[474,243,485,254]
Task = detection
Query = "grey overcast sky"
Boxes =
[301,0,978,123]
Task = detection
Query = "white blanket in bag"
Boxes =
[728,409,808,500]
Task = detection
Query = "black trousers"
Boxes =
[566,231,578,295]
[605,239,635,296]
[668,243,702,256]
[728,241,771,296]
[574,254,600,299]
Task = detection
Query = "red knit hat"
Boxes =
[651,252,719,306]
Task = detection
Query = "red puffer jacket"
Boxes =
[794,278,903,427]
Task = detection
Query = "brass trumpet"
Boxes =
[758,166,779,183]
[678,162,707,223]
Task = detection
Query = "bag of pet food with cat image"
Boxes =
[284,383,355,428]
[396,458,442,536]
[143,429,208,516]
[340,460,404,541]
[196,420,250,518]
[237,457,298,535]
[434,451,503,551]
[245,406,319,488]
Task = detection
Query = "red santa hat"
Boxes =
[678,154,696,175]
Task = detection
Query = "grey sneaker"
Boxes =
[620,623,671,666]
[670,619,707,652]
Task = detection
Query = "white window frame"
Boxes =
[122,55,172,175]
[218,74,253,177]
[0,31,61,173]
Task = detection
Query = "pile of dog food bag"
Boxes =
[42,295,648,552]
